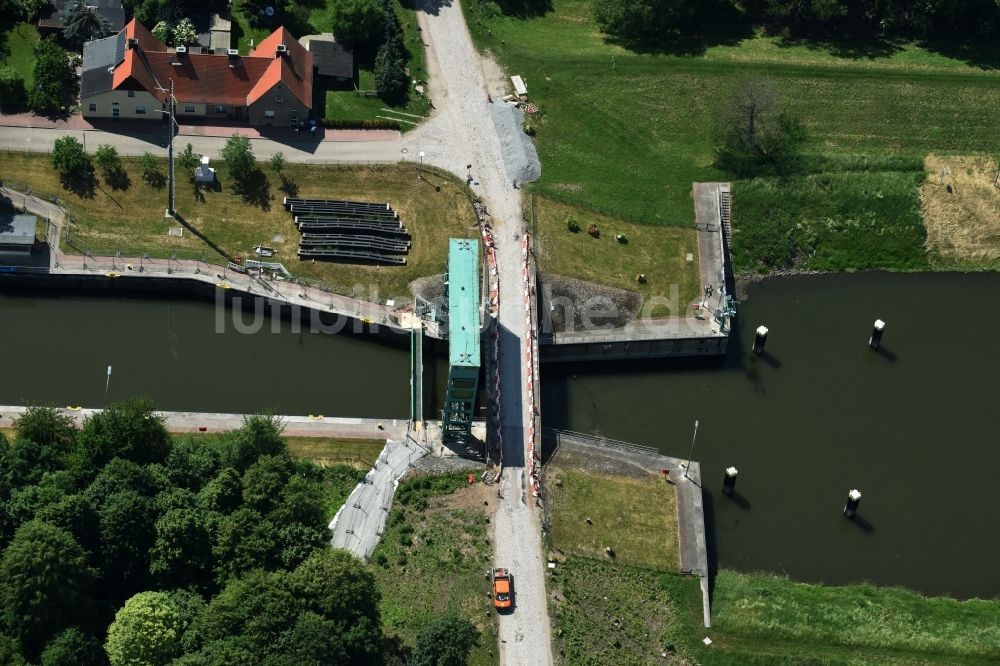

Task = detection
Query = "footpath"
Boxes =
[0,120,400,164]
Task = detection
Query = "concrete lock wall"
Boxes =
[540,335,728,363]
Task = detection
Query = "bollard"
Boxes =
[843,489,862,519]
[752,325,768,354]
[722,467,738,496]
[869,319,886,350]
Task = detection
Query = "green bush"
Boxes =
[0,66,27,111]
[320,118,402,130]
[566,215,580,233]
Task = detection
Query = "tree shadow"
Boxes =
[104,168,131,192]
[142,170,165,190]
[492,0,552,18]
[232,169,273,211]
[602,10,752,57]
[60,171,96,199]
[278,175,298,197]
[917,37,1000,70]
[773,33,904,60]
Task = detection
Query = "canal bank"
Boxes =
[541,270,1000,599]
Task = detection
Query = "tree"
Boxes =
[94,143,122,178]
[149,508,216,589]
[40,627,104,666]
[591,0,696,43]
[139,151,164,187]
[221,134,255,184]
[411,615,479,666]
[211,508,278,584]
[715,77,804,176]
[0,67,26,111]
[374,37,409,104]
[35,494,101,559]
[166,437,221,490]
[0,521,95,657]
[97,490,157,597]
[84,458,168,508]
[241,454,294,514]
[173,18,197,46]
[15,0,46,21]
[2,436,66,487]
[178,143,200,173]
[329,0,387,46]
[191,569,300,655]
[63,0,112,49]
[72,399,171,479]
[197,467,243,514]
[105,590,203,666]
[221,414,287,472]
[51,136,90,186]
[13,406,76,452]
[268,152,286,175]
[151,20,171,43]
[289,549,382,663]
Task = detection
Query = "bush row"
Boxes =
[320,118,402,130]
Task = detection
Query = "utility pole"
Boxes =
[166,79,176,219]
[684,419,699,480]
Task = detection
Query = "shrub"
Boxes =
[0,66,27,111]
[566,215,580,233]
[523,122,536,137]
[320,118,402,130]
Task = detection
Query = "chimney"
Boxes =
[127,37,138,49]
[276,43,287,55]
[175,45,187,55]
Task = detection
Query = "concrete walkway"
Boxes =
[0,405,407,439]
[406,0,553,663]
[0,125,400,163]
[329,435,430,560]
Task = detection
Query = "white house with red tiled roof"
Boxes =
[81,19,312,127]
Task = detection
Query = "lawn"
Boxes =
[731,155,928,273]
[0,21,40,89]
[545,467,678,571]
[709,571,1000,664]
[369,471,498,666]
[0,152,477,301]
[534,194,700,315]
[462,0,1000,272]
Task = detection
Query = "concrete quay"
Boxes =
[541,428,712,628]
[538,182,733,363]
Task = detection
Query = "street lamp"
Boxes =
[153,79,178,219]
[684,419,699,480]
[418,151,425,179]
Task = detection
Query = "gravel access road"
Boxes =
[403,1,553,664]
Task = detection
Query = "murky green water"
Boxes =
[0,288,442,417]
[541,272,1000,599]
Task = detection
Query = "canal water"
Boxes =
[0,289,446,417]
[4,274,999,598]
[541,272,1000,600]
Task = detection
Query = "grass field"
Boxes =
[0,22,39,90]
[710,571,1000,663]
[548,557,704,664]
[545,467,678,571]
[369,471,498,666]
[0,152,476,300]
[463,0,1000,273]
[920,154,1000,269]
[534,194,700,313]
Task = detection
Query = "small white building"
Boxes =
[195,155,216,184]
[0,214,37,256]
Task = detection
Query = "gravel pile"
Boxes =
[491,104,542,185]
[409,273,447,304]
[539,273,642,333]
